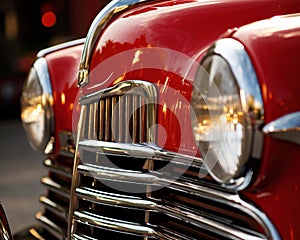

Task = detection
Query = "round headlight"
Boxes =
[21,57,54,152]
[191,39,264,186]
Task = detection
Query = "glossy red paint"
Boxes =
[42,1,300,238]
[45,45,83,156]
[87,0,300,154]
[232,15,300,239]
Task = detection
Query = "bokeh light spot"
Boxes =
[41,11,56,28]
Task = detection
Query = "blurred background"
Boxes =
[0,0,110,234]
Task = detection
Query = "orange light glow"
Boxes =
[61,93,66,105]
[41,11,56,28]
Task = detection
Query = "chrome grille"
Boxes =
[69,80,276,240]
[27,131,75,240]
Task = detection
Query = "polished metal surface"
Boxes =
[25,131,75,240]
[80,80,157,143]
[263,111,300,145]
[0,204,12,240]
[37,38,85,58]
[33,57,55,154]
[78,0,154,86]
[69,141,279,239]
[202,38,265,189]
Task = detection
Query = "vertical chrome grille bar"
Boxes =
[93,102,98,140]
[111,96,118,142]
[140,97,146,142]
[125,95,131,143]
[132,95,138,143]
[118,96,125,142]
[99,100,105,141]
[105,98,111,141]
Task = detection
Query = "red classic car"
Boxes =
[6,0,300,239]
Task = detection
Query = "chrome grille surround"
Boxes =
[68,80,280,240]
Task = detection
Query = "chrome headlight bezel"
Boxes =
[191,38,264,188]
[21,57,54,153]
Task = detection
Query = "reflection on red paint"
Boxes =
[41,11,57,28]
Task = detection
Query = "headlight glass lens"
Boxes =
[21,58,53,152]
[191,54,250,184]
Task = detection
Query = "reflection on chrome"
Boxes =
[78,0,155,86]
[263,111,300,145]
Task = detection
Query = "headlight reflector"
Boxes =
[191,39,264,186]
[21,58,53,152]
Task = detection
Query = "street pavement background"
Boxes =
[0,118,44,234]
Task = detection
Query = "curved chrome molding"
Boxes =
[79,140,200,167]
[37,38,85,58]
[263,111,300,145]
[33,58,55,154]
[78,0,154,86]
[202,38,265,189]
[80,80,158,143]
[0,204,12,240]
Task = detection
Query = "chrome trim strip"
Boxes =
[40,176,70,198]
[35,211,66,239]
[79,140,200,167]
[76,187,156,210]
[166,180,278,239]
[78,163,159,185]
[263,111,300,145]
[39,195,68,219]
[68,106,87,239]
[37,38,85,58]
[78,0,154,86]
[72,233,97,240]
[73,211,156,236]
[33,57,55,154]
[157,205,266,240]
[80,80,157,105]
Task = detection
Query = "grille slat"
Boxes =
[104,98,111,141]
[99,100,105,141]
[35,211,67,240]
[40,176,70,197]
[76,187,156,210]
[39,195,69,219]
[73,211,156,237]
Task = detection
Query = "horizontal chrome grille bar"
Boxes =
[78,164,159,185]
[73,211,156,237]
[76,187,156,210]
[39,195,68,219]
[79,139,202,167]
[44,159,72,177]
[35,211,66,240]
[41,176,70,198]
